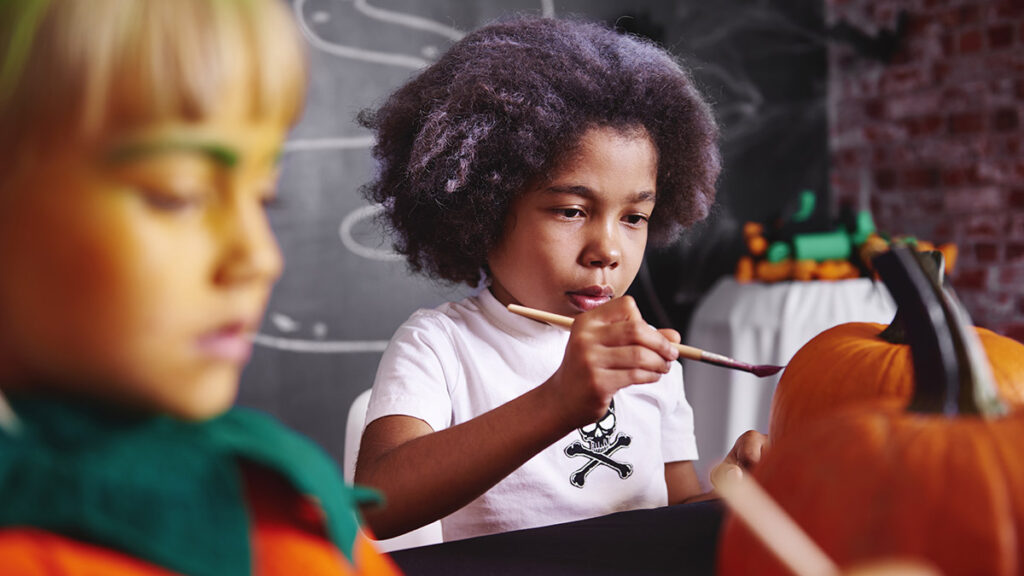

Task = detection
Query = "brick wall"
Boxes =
[827,0,1024,339]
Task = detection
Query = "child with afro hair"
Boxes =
[356,16,767,542]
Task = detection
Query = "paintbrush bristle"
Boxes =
[751,365,784,378]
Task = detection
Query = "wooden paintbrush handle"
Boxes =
[508,303,710,362]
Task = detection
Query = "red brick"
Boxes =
[1008,243,1024,261]
[907,13,934,36]
[958,29,984,53]
[942,6,982,26]
[975,242,1000,263]
[993,108,1020,131]
[902,167,942,189]
[994,0,1024,19]
[864,98,885,119]
[949,112,986,134]
[905,115,944,136]
[953,267,991,290]
[875,169,897,191]
[1007,136,1022,156]
[1011,214,1024,239]
[1000,323,1024,343]
[942,165,980,187]
[988,25,1015,49]
[1010,189,1024,208]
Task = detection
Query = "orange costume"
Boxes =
[0,397,401,576]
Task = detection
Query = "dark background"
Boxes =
[239,0,827,464]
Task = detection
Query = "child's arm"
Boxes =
[355,296,679,539]
[665,460,705,504]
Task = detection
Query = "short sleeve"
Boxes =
[660,363,699,463]
[364,312,458,434]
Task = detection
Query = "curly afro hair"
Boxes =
[360,16,720,286]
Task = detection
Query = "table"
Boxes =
[684,278,896,485]
[390,500,724,575]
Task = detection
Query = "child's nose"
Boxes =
[213,194,283,286]
[581,221,621,270]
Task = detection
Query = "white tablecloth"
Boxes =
[683,277,896,486]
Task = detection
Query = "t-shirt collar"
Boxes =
[476,287,569,343]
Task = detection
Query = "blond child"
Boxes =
[0,1,396,574]
[355,16,767,542]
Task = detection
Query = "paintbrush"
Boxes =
[507,303,784,378]
[716,472,840,576]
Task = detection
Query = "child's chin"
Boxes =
[162,382,239,421]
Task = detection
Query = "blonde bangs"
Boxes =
[3,0,307,153]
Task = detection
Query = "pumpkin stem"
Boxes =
[877,250,944,345]
[872,246,1006,417]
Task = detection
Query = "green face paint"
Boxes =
[106,140,240,168]
[0,0,52,106]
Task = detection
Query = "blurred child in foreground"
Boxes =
[0,1,397,574]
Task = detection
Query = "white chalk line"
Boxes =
[285,135,375,151]
[253,333,389,353]
[295,0,439,69]
[339,204,404,262]
[352,0,464,41]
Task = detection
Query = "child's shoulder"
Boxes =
[398,293,487,333]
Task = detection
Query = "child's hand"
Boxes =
[546,296,679,429]
[711,430,769,488]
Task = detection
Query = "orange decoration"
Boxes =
[735,256,754,283]
[755,259,793,283]
[720,247,1024,576]
[746,235,768,257]
[768,322,1024,445]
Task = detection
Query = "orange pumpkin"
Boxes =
[769,252,1024,445]
[719,247,1024,576]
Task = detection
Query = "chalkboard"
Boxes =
[239,0,827,466]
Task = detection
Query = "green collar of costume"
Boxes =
[0,396,381,576]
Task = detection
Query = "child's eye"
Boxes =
[139,189,207,212]
[624,213,649,226]
[555,208,585,219]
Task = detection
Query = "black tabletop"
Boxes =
[389,499,725,576]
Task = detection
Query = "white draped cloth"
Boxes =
[683,277,896,486]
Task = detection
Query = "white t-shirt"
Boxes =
[365,288,699,541]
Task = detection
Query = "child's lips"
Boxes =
[196,322,253,363]
[566,286,614,312]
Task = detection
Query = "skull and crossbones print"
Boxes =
[564,399,633,488]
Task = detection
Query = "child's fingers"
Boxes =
[593,320,679,362]
[658,328,681,345]
[598,345,675,375]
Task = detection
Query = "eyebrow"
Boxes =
[545,184,656,204]
[105,140,242,168]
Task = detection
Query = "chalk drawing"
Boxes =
[258,0,554,355]
[294,0,463,69]
[284,135,375,152]
[253,333,389,354]
[339,203,403,262]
